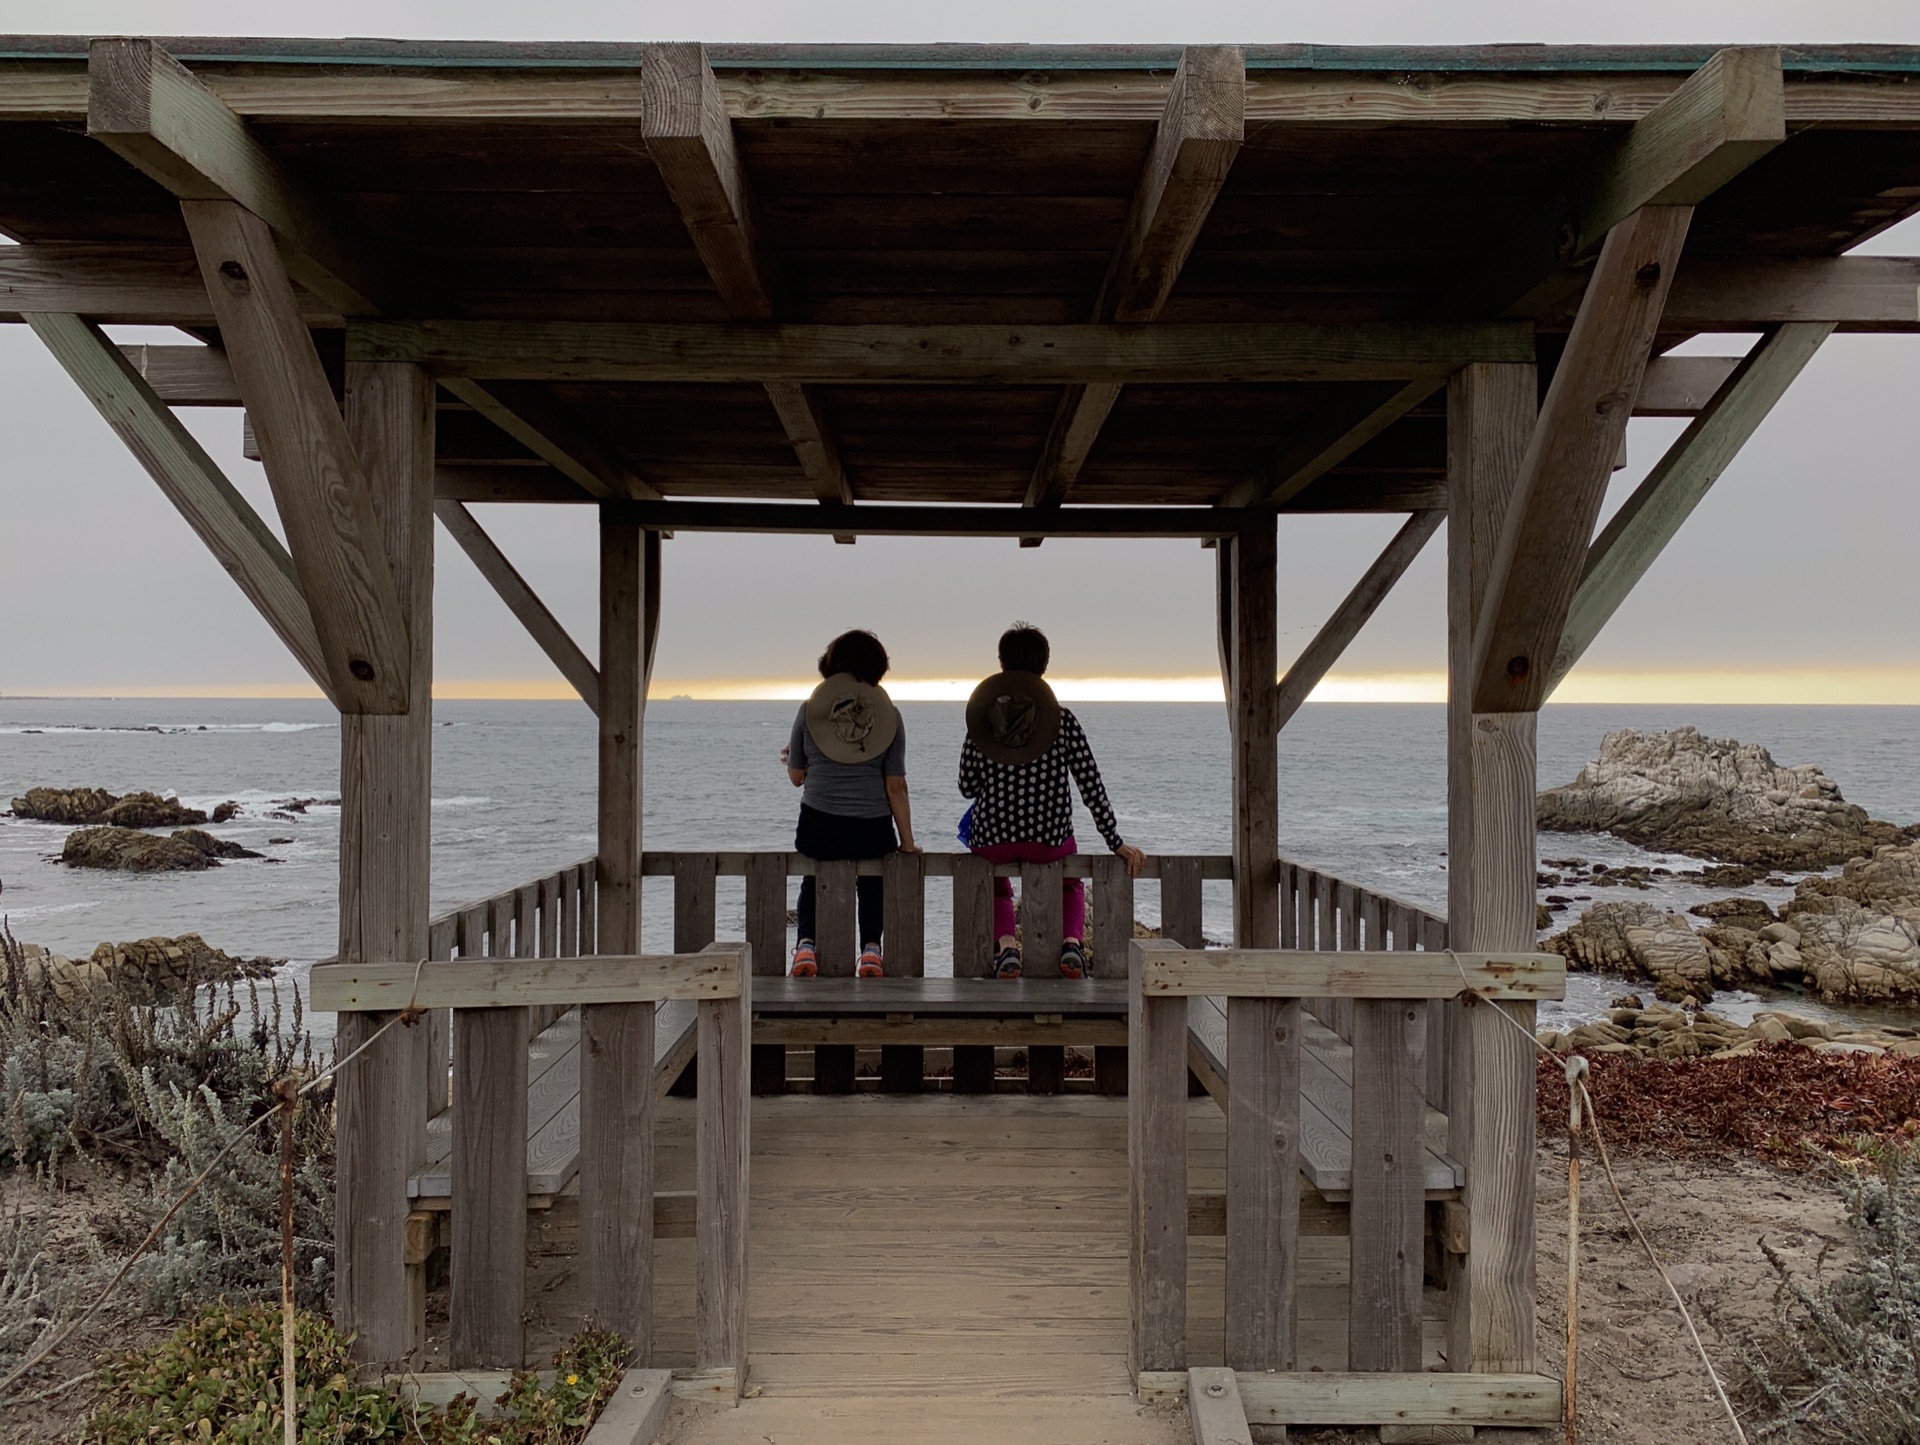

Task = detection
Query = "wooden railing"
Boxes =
[414,849,1451,1098]
[1127,939,1565,1430]
[313,946,751,1390]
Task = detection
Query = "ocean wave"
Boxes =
[431,796,493,809]
[0,721,334,735]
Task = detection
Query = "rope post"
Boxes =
[1564,1055,1588,1445]
[274,1075,300,1445]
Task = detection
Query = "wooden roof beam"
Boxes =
[345,319,1532,382]
[434,499,602,714]
[86,37,654,505]
[1022,46,1244,536]
[26,311,333,700]
[1469,205,1692,713]
[1547,322,1831,694]
[1272,509,1444,733]
[1223,45,1787,512]
[643,41,855,540]
[600,501,1262,538]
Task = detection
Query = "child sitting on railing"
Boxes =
[959,623,1144,979]
[781,629,918,978]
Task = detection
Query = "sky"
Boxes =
[2,0,1917,703]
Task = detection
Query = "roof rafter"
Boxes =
[1222,44,1788,512]
[84,36,655,504]
[1021,45,1244,541]
[643,41,856,541]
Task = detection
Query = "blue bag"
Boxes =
[956,804,974,847]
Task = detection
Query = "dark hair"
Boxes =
[998,622,1050,676]
[819,629,890,685]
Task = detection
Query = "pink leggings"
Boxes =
[972,839,1085,943]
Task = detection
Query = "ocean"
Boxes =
[4,698,1918,1033]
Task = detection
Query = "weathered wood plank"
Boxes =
[1349,998,1427,1371]
[1548,322,1834,692]
[435,500,601,713]
[182,201,413,713]
[602,501,1261,539]
[314,953,743,1010]
[1025,46,1244,518]
[1187,1366,1256,1445]
[1091,853,1135,1093]
[582,514,652,1356]
[1139,949,1563,1000]
[745,852,789,1094]
[349,318,1534,383]
[1236,1372,1562,1428]
[673,854,719,955]
[1471,203,1691,713]
[1129,941,1188,1377]
[25,313,330,697]
[881,850,927,1092]
[1229,516,1280,950]
[1273,510,1443,732]
[450,1002,528,1367]
[813,858,859,1094]
[951,852,994,981]
[115,341,238,404]
[1224,994,1300,1371]
[695,946,751,1390]
[1160,855,1205,951]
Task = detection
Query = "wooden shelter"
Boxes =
[5,33,1919,1440]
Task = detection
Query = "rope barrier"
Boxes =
[1444,951,1750,1445]
[0,960,433,1402]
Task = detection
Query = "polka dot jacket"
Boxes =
[957,707,1125,852]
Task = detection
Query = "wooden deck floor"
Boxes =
[527,1092,1448,1441]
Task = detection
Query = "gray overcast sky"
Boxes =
[3,0,1917,701]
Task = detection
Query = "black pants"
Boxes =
[794,804,895,949]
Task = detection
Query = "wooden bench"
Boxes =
[410,998,700,1208]
[1185,996,1462,1202]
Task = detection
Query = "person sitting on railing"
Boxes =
[959,623,1145,979]
[780,629,919,978]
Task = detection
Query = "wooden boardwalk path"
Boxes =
[602,1093,1446,1441]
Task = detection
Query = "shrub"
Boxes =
[1743,1148,1920,1443]
[88,1303,629,1445]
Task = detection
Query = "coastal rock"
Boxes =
[1539,1003,1919,1060]
[1536,727,1915,868]
[1782,841,1920,1004]
[10,786,119,824]
[15,934,278,1002]
[211,800,240,823]
[1543,900,1668,973]
[59,826,261,872]
[1546,901,1755,998]
[10,786,206,828]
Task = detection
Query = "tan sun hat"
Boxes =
[804,673,900,765]
[965,671,1062,766]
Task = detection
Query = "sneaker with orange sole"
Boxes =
[857,943,885,978]
[790,939,818,978]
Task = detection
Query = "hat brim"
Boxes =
[804,674,900,765]
[965,672,1062,766]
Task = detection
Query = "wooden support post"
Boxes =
[1092,853,1135,1094]
[1229,516,1280,949]
[449,1000,528,1369]
[1446,361,1541,1377]
[745,854,789,1095]
[1349,997,1426,1371]
[813,859,858,1094]
[1129,941,1188,1379]
[951,853,995,1092]
[1225,992,1301,1372]
[881,851,926,1093]
[334,359,436,1364]
[695,945,751,1396]
[582,515,654,1357]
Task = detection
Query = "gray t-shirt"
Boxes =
[788,704,906,819]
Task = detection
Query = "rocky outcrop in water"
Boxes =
[14,933,279,1002]
[60,826,262,872]
[11,786,208,829]
[1536,727,1915,868]
[1547,840,1920,1004]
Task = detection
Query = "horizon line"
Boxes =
[9,666,1920,705]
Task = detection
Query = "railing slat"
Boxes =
[1091,854,1134,1095]
[450,999,529,1368]
[673,853,718,953]
[1129,940,1188,1377]
[950,852,995,1091]
[881,851,927,1093]
[1225,993,1300,1371]
[745,853,789,1095]
[695,947,751,1395]
[1349,997,1427,1371]
[813,860,858,1094]
[1021,859,1067,1095]
[1159,855,1204,949]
